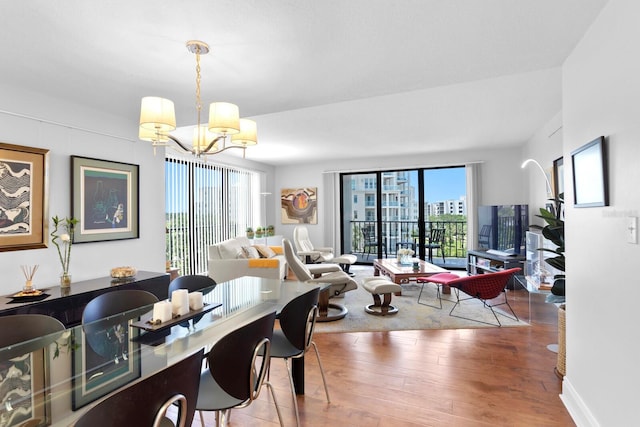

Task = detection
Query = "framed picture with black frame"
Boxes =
[571,136,608,208]
[553,156,564,198]
[71,156,139,243]
[71,319,141,409]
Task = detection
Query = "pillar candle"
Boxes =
[153,301,173,323]
[188,292,204,310]
[171,289,189,316]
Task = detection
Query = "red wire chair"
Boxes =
[419,268,522,326]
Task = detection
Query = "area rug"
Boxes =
[314,266,527,333]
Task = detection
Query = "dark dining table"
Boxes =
[0,276,321,426]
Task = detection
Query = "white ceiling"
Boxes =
[1,0,608,165]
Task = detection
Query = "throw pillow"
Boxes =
[253,244,276,259]
[241,246,261,259]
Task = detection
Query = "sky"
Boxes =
[423,167,466,202]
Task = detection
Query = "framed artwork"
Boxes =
[553,156,564,198]
[71,319,141,409]
[571,136,608,208]
[281,187,317,224]
[0,350,50,426]
[0,143,49,252]
[71,156,139,243]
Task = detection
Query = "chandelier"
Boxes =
[138,40,257,157]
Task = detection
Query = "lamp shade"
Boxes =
[231,119,258,146]
[208,102,240,135]
[192,125,218,152]
[138,126,169,143]
[140,97,176,132]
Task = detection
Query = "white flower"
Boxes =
[398,248,414,256]
[51,215,78,274]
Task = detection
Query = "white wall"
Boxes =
[522,111,564,227]
[0,84,166,292]
[275,146,526,251]
[560,0,640,425]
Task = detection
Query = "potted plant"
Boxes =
[246,227,255,239]
[266,225,275,237]
[536,193,566,377]
[255,226,264,238]
[536,194,565,299]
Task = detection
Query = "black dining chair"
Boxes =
[82,289,159,325]
[195,311,283,427]
[478,224,492,248]
[268,287,330,427]
[169,275,217,329]
[0,314,66,360]
[81,289,158,363]
[168,274,216,295]
[74,348,205,427]
[425,228,446,263]
[0,314,65,427]
[362,228,387,259]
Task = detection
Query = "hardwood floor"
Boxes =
[193,285,574,426]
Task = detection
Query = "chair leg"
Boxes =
[448,290,519,327]
[263,380,285,427]
[310,341,331,403]
[284,359,301,427]
[417,281,442,309]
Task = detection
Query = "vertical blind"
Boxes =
[165,156,260,275]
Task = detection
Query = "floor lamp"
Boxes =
[521,158,552,195]
[521,158,559,354]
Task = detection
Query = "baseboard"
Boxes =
[560,376,600,427]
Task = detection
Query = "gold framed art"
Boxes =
[0,142,49,252]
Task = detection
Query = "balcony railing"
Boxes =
[347,220,468,266]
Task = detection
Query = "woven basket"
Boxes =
[556,304,566,377]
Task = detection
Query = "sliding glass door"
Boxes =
[341,166,467,267]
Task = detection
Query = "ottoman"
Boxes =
[361,277,402,316]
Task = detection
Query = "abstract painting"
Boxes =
[0,143,49,252]
[281,187,317,224]
[0,351,50,426]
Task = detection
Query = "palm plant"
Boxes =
[536,194,565,296]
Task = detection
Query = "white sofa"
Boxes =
[207,236,287,283]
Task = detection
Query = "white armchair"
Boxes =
[293,226,334,263]
[283,238,357,321]
[293,226,357,274]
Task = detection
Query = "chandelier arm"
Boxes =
[202,135,226,153]
[203,144,246,155]
[167,134,193,153]
[167,133,246,157]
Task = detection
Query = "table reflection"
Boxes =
[0,276,319,426]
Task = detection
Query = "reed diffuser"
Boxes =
[21,264,39,293]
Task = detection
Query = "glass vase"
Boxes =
[60,272,72,288]
[400,254,412,265]
[24,280,34,293]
